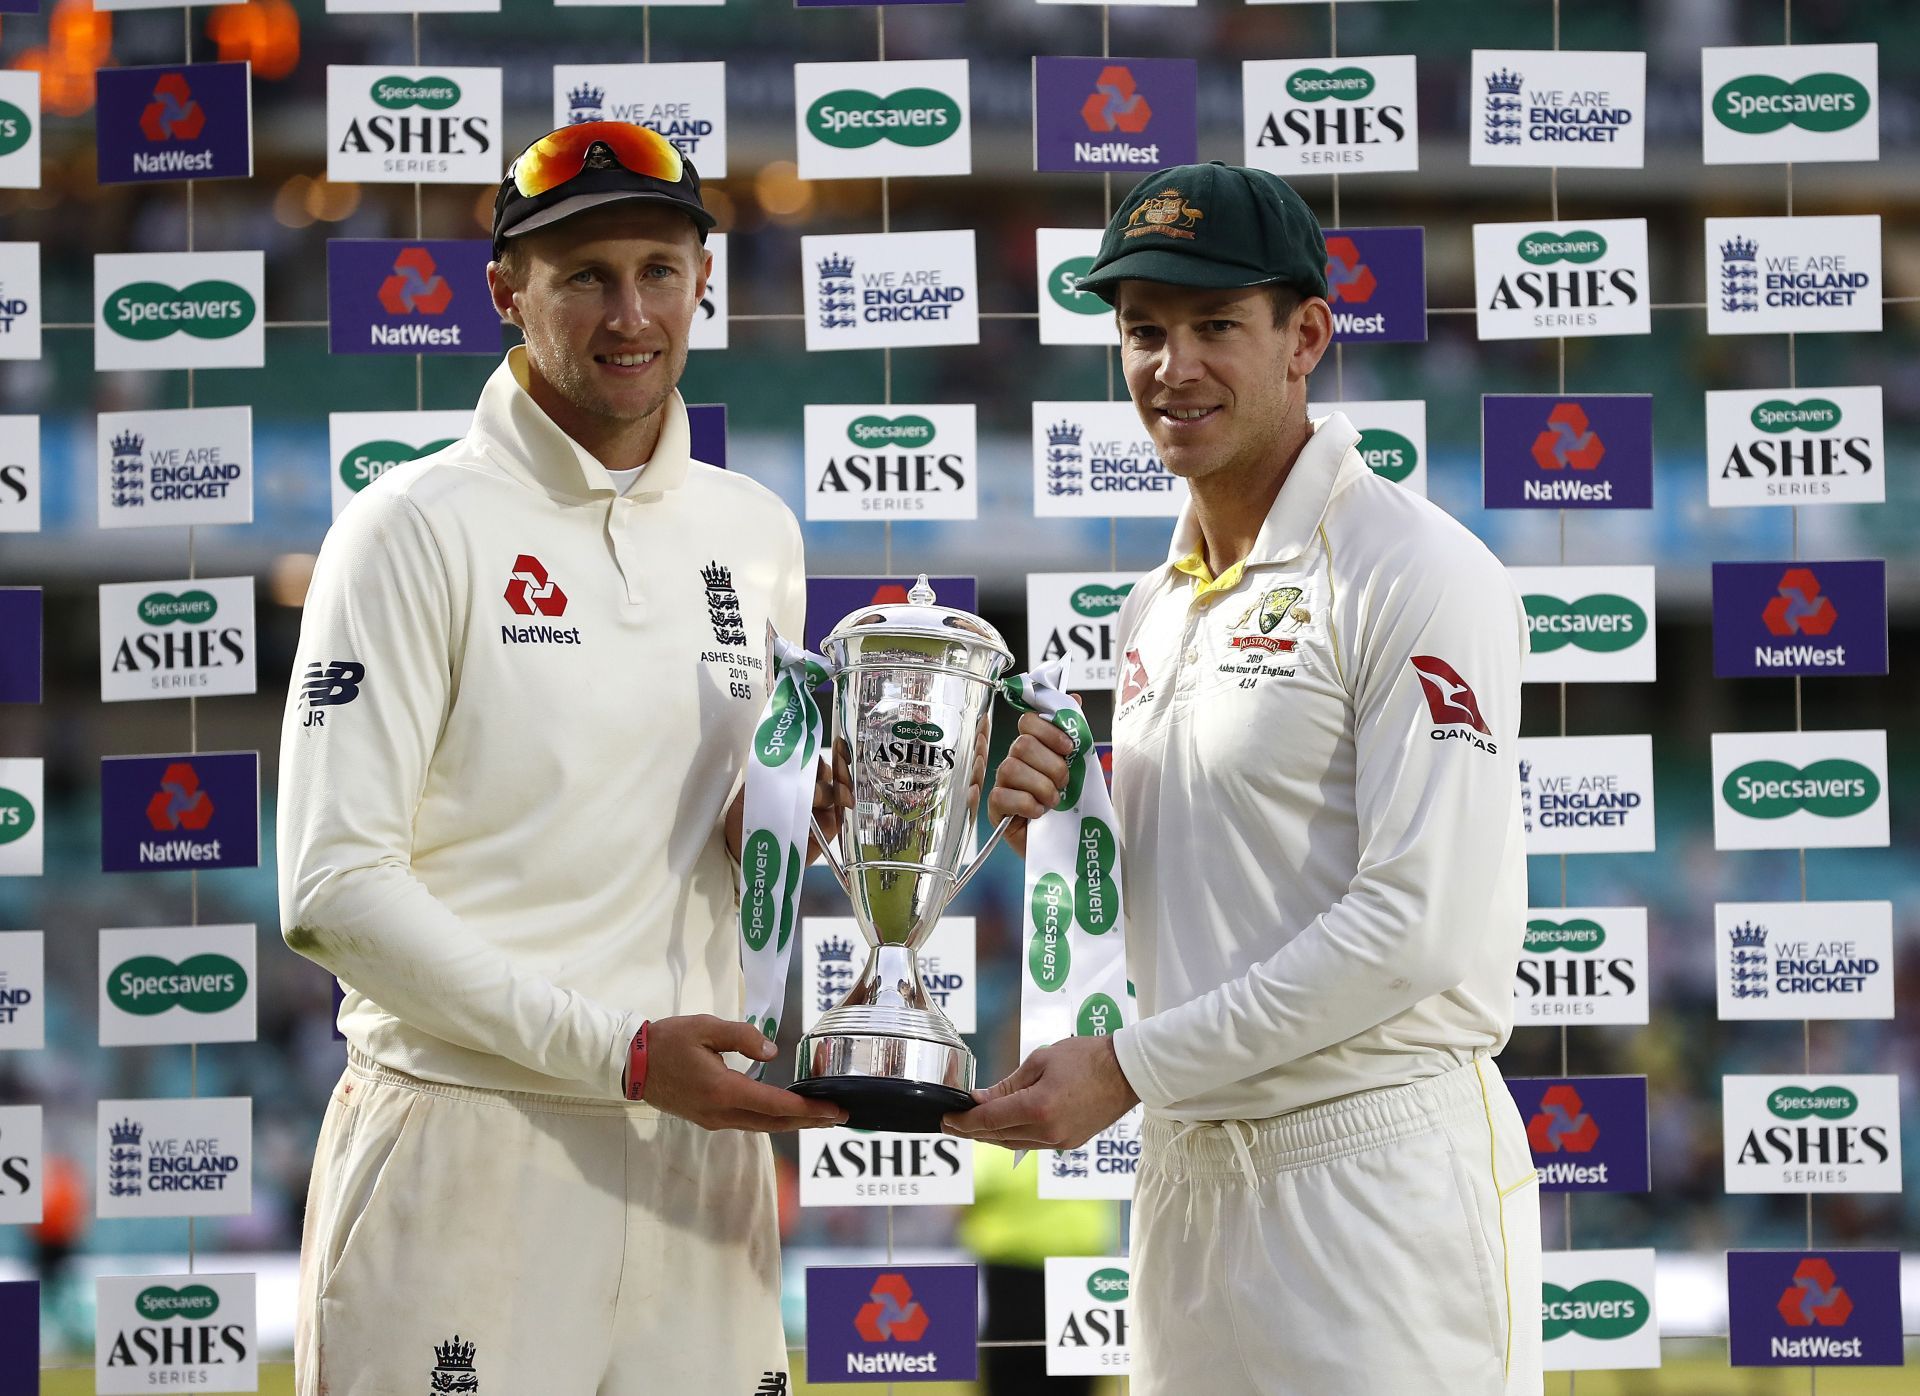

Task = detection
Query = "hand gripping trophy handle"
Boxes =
[790,576,1016,1132]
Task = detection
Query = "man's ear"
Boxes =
[487,260,522,330]
[1290,297,1335,381]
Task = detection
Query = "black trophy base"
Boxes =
[791,1075,976,1133]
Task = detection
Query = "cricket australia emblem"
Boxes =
[1219,584,1313,684]
[1123,188,1205,241]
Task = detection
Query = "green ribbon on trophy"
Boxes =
[737,633,832,1059]
[1000,659,1131,1061]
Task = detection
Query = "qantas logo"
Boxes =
[1410,655,1496,753]
[1117,647,1151,706]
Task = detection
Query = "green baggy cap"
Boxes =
[1075,160,1329,305]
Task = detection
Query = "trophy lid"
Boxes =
[822,575,1013,667]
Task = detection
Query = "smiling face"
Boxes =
[1116,280,1330,487]
[488,202,710,460]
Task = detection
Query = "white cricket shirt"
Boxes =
[1108,412,1528,1122]
[278,348,804,1098]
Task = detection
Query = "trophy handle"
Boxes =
[948,814,1015,899]
[809,812,853,896]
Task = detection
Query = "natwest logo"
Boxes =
[808,1263,975,1383]
[1527,1084,1598,1153]
[1778,1257,1851,1327]
[1325,236,1375,303]
[378,246,452,317]
[504,555,566,618]
[147,763,214,833]
[1082,66,1150,134]
[1762,568,1835,636]
[855,1273,929,1344]
[1035,56,1194,175]
[1533,403,1605,472]
[141,73,205,142]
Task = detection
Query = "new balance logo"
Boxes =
[752,1375,790,1396]
[300,660,365,727]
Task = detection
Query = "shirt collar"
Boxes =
[1165,410,1365,574]
[472,346,693,501]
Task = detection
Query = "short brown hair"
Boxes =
[1266,284,1303,327]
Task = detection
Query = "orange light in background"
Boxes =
[10,0,114,118]
[304,175,358,223]
[754,161,813,222]
[206,0,300,82]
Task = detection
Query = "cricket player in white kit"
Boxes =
[953,162,1543,1393]
[279,123,843,1395]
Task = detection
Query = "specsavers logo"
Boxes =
[371,75,461,109]
[1286,66,1375,102]
[1519,229,1607,264]
[1752,397,1841,433]
[107,955,247,1016]
[1714,74,1869,134]
[849,415,935,450]
[1048,256,1103,315]
[0,785,33,845]
[1543,1281,1650,1341]
[1768,1086,1857,1121]
[137,1284,220,1321]
[1358,427,1417,482]
[1524,593,1646,652]
[1722,761,1879,819]
[808,89,959,148]
[0,101,31,157]
[1524,918,1605,952]
[106,282,255,341]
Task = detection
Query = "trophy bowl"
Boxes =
[790,577,1014,1132]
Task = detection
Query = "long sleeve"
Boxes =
[1112,536,1526,1111]
[276,487,636,1097]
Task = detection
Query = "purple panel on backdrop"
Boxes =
[0,1281,39,1389]
[327,240,501,356]
[1034,57,1198,174]
[100,751,259,873]
[96,62,251,184]
[1506,1075,1650,1193]
[0,588,41,703]
[1711,560,1887,678]
[805,576,976,657]
[1728,1251,1903,1366]
[1324,226,1427,344]
[805,1263,979,1384]
[1483,394,1653,509]
[686,403,727,469]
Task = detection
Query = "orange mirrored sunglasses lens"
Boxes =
[512,122,684,198]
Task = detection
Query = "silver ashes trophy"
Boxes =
[791,577,1014,1132]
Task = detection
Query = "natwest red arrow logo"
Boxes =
[1325,236,1377,304]
[1410,655,1490,735]
[146,762,215,831]
[1532,402,1606,472]
[1526,1083,1600,1154]
[854,1273,929,1344]
[1081,66,1152,134]
[504,555,568,617]
[1777,1257,1852,1328]
[140,73,206,143]
[379,246,455,317]
[1762,568,1837,637]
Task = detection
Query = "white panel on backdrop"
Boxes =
[328,410,472,520]
[0,242,40,361]
[99,924,259,1047]
[1034,228,1115,346]
[1508,565,1656,684]
[1706,215,1881,336]
[793,60,971,180]
[689,233,728,351]
[97,408,252,530]
[558,0,721,8]
[94,252,266,372]
[96,1097,252,1219]
[1722,1075,1901,1194]
[1473,220,1650,340]
[326,67,502,184]
[1715,901,1893,1021]
[95,1273,258,1393]
[798,1129,974,1208]
[1039,1107,1140,1201]
[1243,56,1419,175]
[0,1104,39,1223]
[1542,1249,1661,1370]
[0,931,45,1050]
[98,576,257,703]
[1705,386,1883,508]
[1306,398,1427,496]
[0,72,40,190]
[1026,573,1136,692]
[802,917,975,1034]
[1710,729,1888,851]
[802,229,979,351]
[1515,735,1656,854]
[553,63,728,176]
[1045,1257,1133,1375]
[1514,906,1648,1026]
[803,404,977,521]
[1031,402,1184,518]
[1471,50,1646,168]
[1702,43,1878,165]
[0,758,42,877]
[331,0,495,11]
[0,416,39,533]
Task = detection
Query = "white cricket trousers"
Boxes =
[1131,1056,1543,1396]
[295,1051,790,1396]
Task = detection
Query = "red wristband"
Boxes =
[624,1021,650,1102]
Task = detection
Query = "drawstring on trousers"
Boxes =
[1163,1118,1264,1239]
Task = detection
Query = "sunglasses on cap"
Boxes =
[509,121,685,199]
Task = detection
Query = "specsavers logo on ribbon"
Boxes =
[326,409,470,520]
[1541,1249,1661,1371]
[98,924,257,1047]
[0,71,40,190]
[94,252,264,371]
[1044,1257,1132,1376]
[1722,1075,1901,1195]
[326,65,501,184]
[1705,385,1883,508]
[1714,900,1894,1023]
[1031,401,1185,519]
[1711,730,1887,852]
[1703,43,1878,164]
[0,759,42,878]
[1244,55,1419,175]
[1509,565,1655,684]
[795,59,971,179]
[95,1271,256,1396]
[1035,227,1114,346]
[1514,906,1648,1026]
[804,403,977,521]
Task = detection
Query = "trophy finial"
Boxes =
[907,574,936,607]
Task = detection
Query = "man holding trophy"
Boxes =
[956,162,1543,1394]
